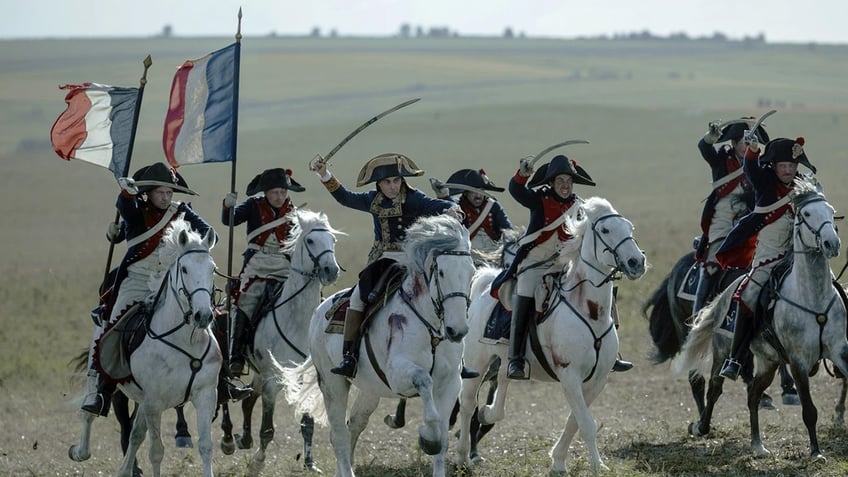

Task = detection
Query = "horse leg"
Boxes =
[219,403,235,454]
[430,375,461,477]
[144,410,165,477]
[117,408,148,477]
[319,374,355,477]
[410,369,444,457]
[194,387,217,477]
[111,390,143,476]
[550,375,608,476]
[248,378,283,477]
[689,361,726,437]
[788,363,824,460]
[688,370,706,417]
[300,413,322,473]
[68,407,96,462]
[235,390,260,449]
[478,365,511,426]
[174,405,193,448]
[471,380,498,462]
[836,377,847,426]
[747,362,779,458]
[384,398,407,429]
[348,391,381,467]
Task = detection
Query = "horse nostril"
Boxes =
[628,258,639,269]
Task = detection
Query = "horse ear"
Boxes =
[203,227,216,249]
[178,229,189,247]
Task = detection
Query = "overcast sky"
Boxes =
[4,0,846,44]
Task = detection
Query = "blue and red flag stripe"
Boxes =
[50,83,139,180]
[163,43,237,167]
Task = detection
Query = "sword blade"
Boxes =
[528,139,590,167]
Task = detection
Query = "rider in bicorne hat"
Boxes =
[222,167,305,375]
[490,154,634,379]
[692,118,769,316]
[312,153,466,378]
[717,136,817,380]
[82,163,251,415]
[432,168,513,264]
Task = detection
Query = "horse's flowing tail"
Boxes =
[280,356,328,426]
[642,270,680,363]
[672,299,720,377]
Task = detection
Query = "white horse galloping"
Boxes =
[71,219,220,477]
[677,178,846,459]
[456,197,647,476]
[222,209,342,476]
[283,215,476,477]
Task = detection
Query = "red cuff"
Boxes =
[513,171,529,184]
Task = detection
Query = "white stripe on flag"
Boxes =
[174,57,211,165]
[77,88,116,168]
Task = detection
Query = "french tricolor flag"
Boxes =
[50,83,140,180]
[163,43,238,167]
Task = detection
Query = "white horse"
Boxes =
[70,219,220,477]
[221,209,342,476]
[676,178,846,459]
[456,197,647,476]
[283,215,476,477]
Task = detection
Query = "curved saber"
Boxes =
[432,180,496,200]
[312,98,421,168]
[748,109,777,136]
[527,139,590,168]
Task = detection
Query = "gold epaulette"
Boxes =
[323,176,341,193]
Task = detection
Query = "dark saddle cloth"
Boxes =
[94,303,150,384]
[324,259,407,334]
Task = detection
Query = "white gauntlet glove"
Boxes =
[704,121,722,144]
[106,222,121,242]
[429,178,450,198]
[118,177,139,195]
[519,157,534,177]
[223,192,237,208]
[743,130,760,153]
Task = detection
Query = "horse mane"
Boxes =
[792,176,826,210]
[280,209,345,254]
[473,225,526,267]
[401,215,470,275]
[158,216,206,266]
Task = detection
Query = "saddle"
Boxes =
[324,260,407,334]
[480,270,560,344]
[93,302,150,384]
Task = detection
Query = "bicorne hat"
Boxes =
[528,154,596,188]
[445,168,505,195]
[132,162,196,195]
[718,118,770,144]
[759,137,816,174]
[356,153,424,187]
[246,168,305,196]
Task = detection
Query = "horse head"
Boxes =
[792,178,840,258]
[159,218,217,329]
[577,197,647,280]
[402,215,475,343]
[285,209,343,285]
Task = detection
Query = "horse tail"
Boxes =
[280,356,327,426]
[470,266,499,299]
[672,301,718,377]
[70,348,89,373]
[642,269,680,363]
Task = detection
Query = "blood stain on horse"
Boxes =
[551,349,571,369]
[387,313,408,350]
[587,300,600,321]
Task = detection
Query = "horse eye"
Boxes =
[306,238,314,245]
[181,266,188,274]
[601,227,609,234]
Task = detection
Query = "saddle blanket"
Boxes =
[480,301,512,344]
[677,262,699,302]
[717,300,738,338]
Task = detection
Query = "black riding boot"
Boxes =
[692,267,714,315]
[610,286,633,372]
[331,309,365,378]
[228,309,249,375]
[508,295,534,380]
[720,303,755,380]
[82,377,116,417]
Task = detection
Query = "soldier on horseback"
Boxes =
[693,118,767,314]
[431,168,513,265]
[312,153,467,378]
[82,162,250,416]
[222,167,305,375]
[717,136,817,380]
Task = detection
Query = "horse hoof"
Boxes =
[384,414,404,429]
[782,393,801,406]
[68,445,90,462]
[470,453,485,465]
[688,422,707,437]
[753,446,771,458]
[175,436,193,448]
[220,436,235,455]
[235,433,253,450]
[304,462,323,474]
[759,395,776,410]
[418,435,441,456]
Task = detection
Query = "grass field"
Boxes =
[2,36,848,476]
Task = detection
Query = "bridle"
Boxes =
[793,196,833,255]
[565,213,639,291]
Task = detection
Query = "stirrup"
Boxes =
[507,359,528,380]
[461,366,480,379]
[719,358,741,380]
[331,355,358,378]
[81,394,109,417]
[612,359,633,372]
[224,381,253,402]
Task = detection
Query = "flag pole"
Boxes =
[226,8,243,362]
[102,55,153,290]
